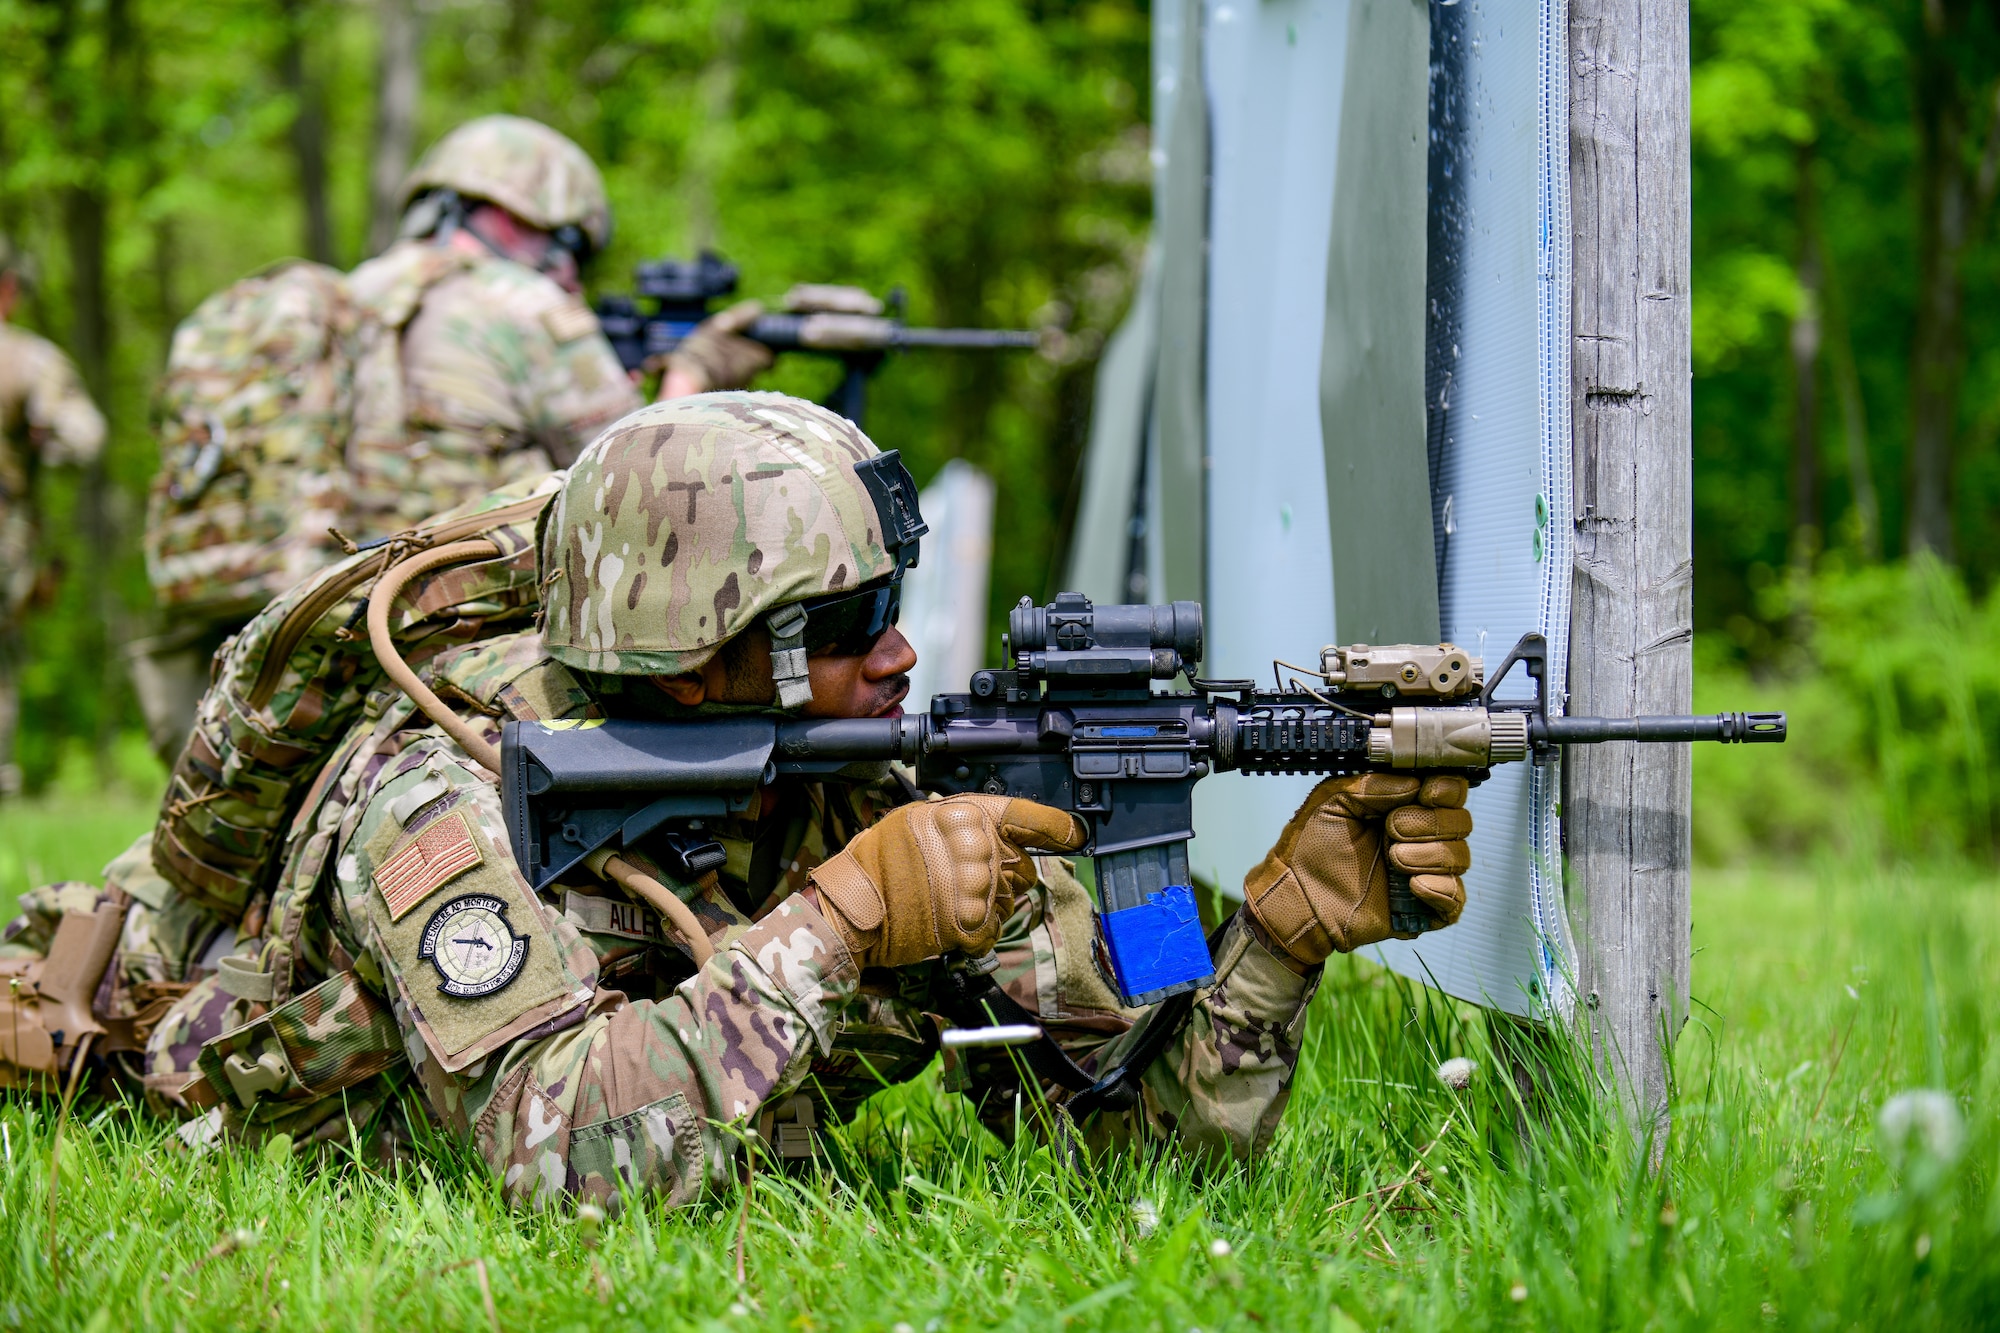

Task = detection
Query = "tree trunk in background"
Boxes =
[681,4,745,254]
[38,0,110,398]
[1824,271,1881,560]
[504,0,546,117]
[281,0,335,265]
[367,0,423,256]
[1907,0,1971,560]
[1789,139,1821,558]
[505,0,536,79]
[57,193,109,401]
[1568,0,1694,1151]
[40,0,120,772]
[930,232,1008,474]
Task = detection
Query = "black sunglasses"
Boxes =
[798,576,904,657]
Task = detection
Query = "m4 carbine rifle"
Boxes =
[594,250,1041,425]
[501,593,1785,1011]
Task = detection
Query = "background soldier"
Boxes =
[133,113,773,761]
[344,112,774,531]
[0,235,106,796]
[142,392,1473,1202]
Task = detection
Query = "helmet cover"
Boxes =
[542,392,924,677]
[398,115,611,253]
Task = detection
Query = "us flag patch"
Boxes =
[377,810,485,921]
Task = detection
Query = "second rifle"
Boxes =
[594,250,1040,425]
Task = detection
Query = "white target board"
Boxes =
[1073,0,1577,1018]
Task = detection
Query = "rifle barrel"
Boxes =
[889,328,1041,350]
[747,313,1040,353]
[1540,712,1786,744]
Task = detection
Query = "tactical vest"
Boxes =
[151,478,555,921]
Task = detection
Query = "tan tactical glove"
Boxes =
[808,795,1087,970]
[1241,773,1472,967]
[781,283,883,315]
[661,299,775,392]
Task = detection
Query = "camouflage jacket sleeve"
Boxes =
[970,858,1316,1164]
[11,329,106,468]
[402,259,641,471]
[335,739,858,1210]
[1118,912,1318,1162]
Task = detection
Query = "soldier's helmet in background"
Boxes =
[397,114,612,256]
[540,392,927,704]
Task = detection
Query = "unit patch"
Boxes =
[417,894,529,998]
[377,809,484,921]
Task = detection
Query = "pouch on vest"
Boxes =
[0,899,124,1089]
[185,969,405,1114]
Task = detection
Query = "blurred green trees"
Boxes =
[1692,0,2000,650]
[8,0,2000,801]
[0,0,1149,788]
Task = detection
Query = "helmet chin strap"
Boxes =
[766,603,814,710]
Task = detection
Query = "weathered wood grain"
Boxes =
[1566,0,1694,1142]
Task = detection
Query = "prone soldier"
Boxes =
[122,392,1473,1200]
[0,236,107,797]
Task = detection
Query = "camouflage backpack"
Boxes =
[145,249,472,622]
[151,476,557,918]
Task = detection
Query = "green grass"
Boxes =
[0,804,1995,1330]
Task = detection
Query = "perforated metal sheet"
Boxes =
[1365,0,1576,1019]
[1077,0,1576,1019]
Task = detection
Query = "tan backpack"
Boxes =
[144,248,473,623]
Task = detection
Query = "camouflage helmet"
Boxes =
[398,115,611,253]
[541,392,926,701]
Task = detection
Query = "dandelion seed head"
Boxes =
[1436,1057,1477,1089]
[1878,1090,1964,1169]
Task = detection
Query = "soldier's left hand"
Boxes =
[1239,773,1472,966]
[659,299,775,395]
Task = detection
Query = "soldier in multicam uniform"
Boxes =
[127,391,1475,1203]
[132,113,773,761]
[344,113,772,532]
[0,235,106,797]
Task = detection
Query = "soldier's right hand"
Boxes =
[660,299,776,394]
[807,795,1086,970]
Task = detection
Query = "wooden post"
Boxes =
[1566,0,1694,1141]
